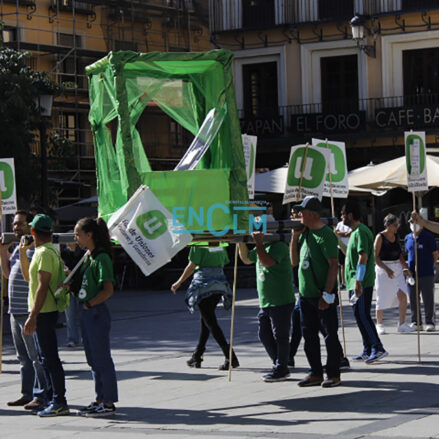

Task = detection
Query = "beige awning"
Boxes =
[348,155,439,193]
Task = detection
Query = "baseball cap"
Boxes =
[292,196,322,214]
[30,214,53,233]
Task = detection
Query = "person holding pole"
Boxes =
[374,214,414,334]
[405,215,438,332]
[342,200,388,364]
[171,245,239,371]
[290,196,342,387]
[238,232,294,382]
[410,212,439,235]
[72,217,118,417]
[0,210,49,411]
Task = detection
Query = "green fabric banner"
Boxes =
[86,49,249,231]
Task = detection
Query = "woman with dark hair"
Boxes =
[73,217,118,417]
[374,214,413,334]
[171,245,239,370]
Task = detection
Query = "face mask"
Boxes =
[410,223,421,233]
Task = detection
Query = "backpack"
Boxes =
[47,247,70,312]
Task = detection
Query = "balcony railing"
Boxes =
[238,94,439,138]
[50,0,95,15]
[210,0,439,33]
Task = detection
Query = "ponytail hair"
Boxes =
[76,217,112,255]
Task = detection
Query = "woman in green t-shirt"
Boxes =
[171,246,239,370]
[73,217,118,418]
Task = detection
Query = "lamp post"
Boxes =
[350,15,376,58]
[35,94,54,210]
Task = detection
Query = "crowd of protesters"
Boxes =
[1,198,437,416]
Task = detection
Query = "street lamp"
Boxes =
[350,15,376,58]
[34,94,54,210]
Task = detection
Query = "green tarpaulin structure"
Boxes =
[86,49,249,231]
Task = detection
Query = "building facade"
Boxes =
[1,0,210,206]
[209,0,439,170]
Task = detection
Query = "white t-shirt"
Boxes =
[336,221,352,247]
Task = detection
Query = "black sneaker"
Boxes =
[77,401,98,416]
[262,369,290,382]
[339,357,350,371]
[85,402,116,417]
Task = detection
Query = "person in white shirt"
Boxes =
[335,219,352,289]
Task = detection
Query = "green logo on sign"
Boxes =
[405,134,426,175]
[287,147,326,188]
[136,210,168,240]
[316,142,346,183]
[248,143,255,179]
[0,162,14,199]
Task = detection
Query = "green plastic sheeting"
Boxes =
[86,50,249,231]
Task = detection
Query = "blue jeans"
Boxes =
[350,287,384,353]
[36,311,67,405]
[258,303,293,373]
[10,314,50,401]
[65,295,82,345]
[300,298,340,378]
[81,303,118,404]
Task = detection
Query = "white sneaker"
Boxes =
[376,324,386,335]
[410,322,423,331]
[398,322,415,333]
[425,324,435,332]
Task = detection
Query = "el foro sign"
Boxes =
[292,111,366,133]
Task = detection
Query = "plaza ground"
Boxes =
[1,287,439,439]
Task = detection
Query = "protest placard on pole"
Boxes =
[108,185,192,276]
[283,144,330,204]
[0,158,17,215]
[405,130,427,362]
[405,131,428,192]
[312,138,349,199]
[242,134,257,199]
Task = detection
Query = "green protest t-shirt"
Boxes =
[78,250,114,302]
[345,223,375,291]
[298,225,338,298]
[189,246,229,268]
[28,243,63,313]
[248,241,295,308]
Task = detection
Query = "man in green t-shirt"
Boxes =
[342,200,387,364]
[21,214,69,417]
[238,233,295,382]
[290,196,342,388]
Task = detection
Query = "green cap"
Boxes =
[30,214,53,233]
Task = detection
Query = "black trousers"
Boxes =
[36,312,66,405]
[289,298,302,358]
[196,294,229,356]
[258,303,293,373]
[300,298,340,378]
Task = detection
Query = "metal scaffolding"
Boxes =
[0,0,208,205]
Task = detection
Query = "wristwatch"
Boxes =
[84,300,93,310]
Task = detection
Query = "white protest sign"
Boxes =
[0,158,17,214]
[312,138,349,198]
[242,134,257,199]
[283,144,330,204]
[108,185,192,276]
[405,131,428,192]
[174,108,225,171]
